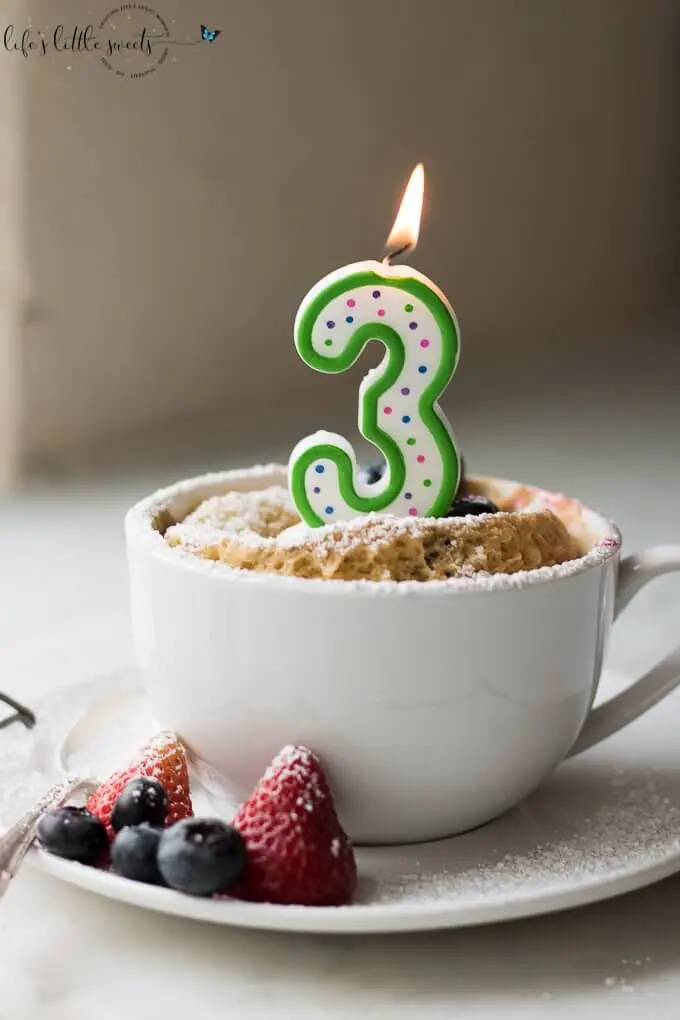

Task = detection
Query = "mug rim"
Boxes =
[125,464,622,598]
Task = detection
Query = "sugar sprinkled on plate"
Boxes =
[358,769,680,909]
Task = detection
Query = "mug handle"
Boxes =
[569,545,680,757]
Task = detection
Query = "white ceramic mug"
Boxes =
[125,465,680,845]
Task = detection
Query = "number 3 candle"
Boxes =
[289,165,461,527]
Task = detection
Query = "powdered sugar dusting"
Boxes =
[166,485,298,551]
[137,463,288,527]
[355,767,680,911]
[259,745,328,816]
[221,506,583,582]
[258,510,511,555]
[264,744,317,779]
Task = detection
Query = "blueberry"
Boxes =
[37,806,108,865]
[111,823,165,885]
[111,777,168,832]
[362,462,386,485]
[447,495,499,517]
[157,818,248,896]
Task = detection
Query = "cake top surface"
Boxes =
[161,476,616,587]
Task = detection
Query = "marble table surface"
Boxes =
[2,356,680,1018]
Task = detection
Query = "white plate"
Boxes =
[3,664,680,935]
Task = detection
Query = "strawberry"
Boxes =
[229,745,356,907]
[86,732,193,840]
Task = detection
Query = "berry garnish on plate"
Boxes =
[111,824,165,885]
[446,494,499,517]
[86,732,193,839]
[36,806,108,865]
[157,819,248,897]
[229,745,356,907]
[111,777,168,833]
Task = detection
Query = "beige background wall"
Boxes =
[1,0,678,477]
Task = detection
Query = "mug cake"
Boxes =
[163,474,586,583]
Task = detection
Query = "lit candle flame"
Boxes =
[383,163,425,263]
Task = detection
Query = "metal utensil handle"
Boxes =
[0,691,36,731]
[0,776,95,898]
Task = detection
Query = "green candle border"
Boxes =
[290,269,460,527]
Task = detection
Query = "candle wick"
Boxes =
[381,242,412,266]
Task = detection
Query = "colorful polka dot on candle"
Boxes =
[418,365,427,374]
[407,437,416,446]
[326,320,335,329]
[401,387,410,395]
[417,455,425,463]
[384,406,393,415]
[423,479,432,487]
[408,507,418,516]
[409,322,418,330]
[324,339,333,347]
[404,303,414,312]
[420,339,430,348]
[315,464,325,473]
[402,415,411,423]
[372,290,381,298]
[313,486,321,494]
[345,315,354,323]
[377,308,386,317]
[404,492,412,500]
[346,298,355,307]
[325,506,334,515]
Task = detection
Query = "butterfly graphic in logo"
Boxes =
[201,25,221,42]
